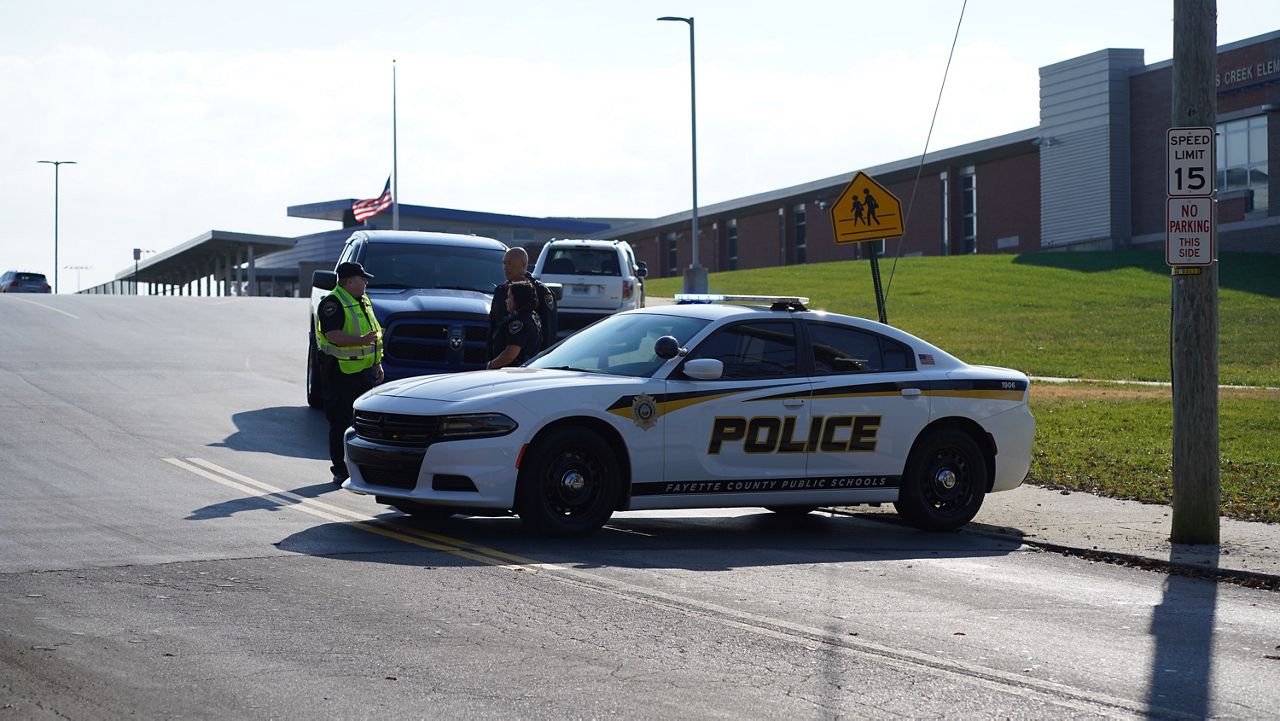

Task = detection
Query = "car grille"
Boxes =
[359,465,419,490]
[353,411,438,447]
[385,318,490,370]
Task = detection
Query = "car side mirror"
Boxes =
[682,358,723,380]
[313,270,337,291]
[635,265,648,278]
[654,335,687,360]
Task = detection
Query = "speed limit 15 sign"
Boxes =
[1168,127,1215,197]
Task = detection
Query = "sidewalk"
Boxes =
[837,485,1280,588]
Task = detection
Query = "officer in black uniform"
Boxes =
[490,247,556,356]
[487,281,542,369]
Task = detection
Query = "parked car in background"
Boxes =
[532,239,646,334]
[307,231,507,409]
[0,271,51,293]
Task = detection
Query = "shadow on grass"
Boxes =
[1012,250,1280,298]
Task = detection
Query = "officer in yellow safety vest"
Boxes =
[316,261,384,483]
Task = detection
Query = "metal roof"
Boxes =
[607,127,1041,237]
[114,230,295,283]
[286,199,614,235]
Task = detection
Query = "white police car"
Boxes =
[343,295,1034,536]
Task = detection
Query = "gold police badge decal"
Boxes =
[631,393,659,430]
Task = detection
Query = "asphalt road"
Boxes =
[1,294,1278,719]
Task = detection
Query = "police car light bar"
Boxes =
[675,293,810,310]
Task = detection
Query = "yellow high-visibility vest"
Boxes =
[315,285,383,374]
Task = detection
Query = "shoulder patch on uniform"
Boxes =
[322,300,338,316]
[509,320,523,334]
[544,293,555,308]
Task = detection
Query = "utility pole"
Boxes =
[1170,0,1219,544]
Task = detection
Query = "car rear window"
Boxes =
[542,248,621,277]
[17,273,46,282]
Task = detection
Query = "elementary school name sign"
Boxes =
[1166,127,1215,267]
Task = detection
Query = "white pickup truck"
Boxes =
[532,239,647,333]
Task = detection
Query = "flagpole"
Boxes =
[392,58,399,230]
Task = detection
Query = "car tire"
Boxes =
[764,505,819,516]
[893,428,988,531]
[516,427,620,537]
[306,330,324,410]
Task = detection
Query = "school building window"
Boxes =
[960,168,977,254]
[939,171,950,255]
[727,219,738,271]
[793,203,807,264]
[666,231,679,276]
[1217,116,1268,211]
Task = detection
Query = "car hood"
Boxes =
[365,287,493,321]
[368,368,645,403]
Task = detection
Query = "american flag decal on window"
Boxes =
[919,353,935,365]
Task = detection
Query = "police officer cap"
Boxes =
[336,262,375,279]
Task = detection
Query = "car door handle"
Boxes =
[783,398,805,408]
[900,387,922,398]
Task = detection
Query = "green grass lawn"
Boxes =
[645,251,1280,521]
[646,251,1280,386]
[1031,384,1279,523]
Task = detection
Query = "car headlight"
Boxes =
[437,413,518,440]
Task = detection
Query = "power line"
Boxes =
[884,0,968,303]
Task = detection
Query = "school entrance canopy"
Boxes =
[113,230,296,296]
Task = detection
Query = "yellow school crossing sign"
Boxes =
[829,172,904,243]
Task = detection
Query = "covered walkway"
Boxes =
[107,230,295,296]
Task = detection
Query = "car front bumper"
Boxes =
[343,427,521,509]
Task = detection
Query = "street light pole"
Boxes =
[658,16,707,294]
[37,160,76,294]
[64,265,92,293]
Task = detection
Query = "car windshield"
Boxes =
[361,244,506,293]
[528,312,710,378]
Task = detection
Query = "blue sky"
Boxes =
[4,0,1278,291]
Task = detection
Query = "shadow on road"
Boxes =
[272,509,1025,571]
[210,405,328,460]
[185,482,336,521]
[1145,545,1219,718]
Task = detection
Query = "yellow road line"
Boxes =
[167,457,537,567]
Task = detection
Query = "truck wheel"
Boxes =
[516,427,620,537]
[306,334,324,410]
[893,429,987,531]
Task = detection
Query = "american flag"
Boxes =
[352,178,392,222]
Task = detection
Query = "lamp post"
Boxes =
[657,16,707,293]
[37,160,76,294]
[64,265,92,293]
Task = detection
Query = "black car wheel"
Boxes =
[516,427,620,537]
[893,428,988,531]
[306,330,324,410]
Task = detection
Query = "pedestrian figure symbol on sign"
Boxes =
[850,195,865,226]
[863,188,880,225]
